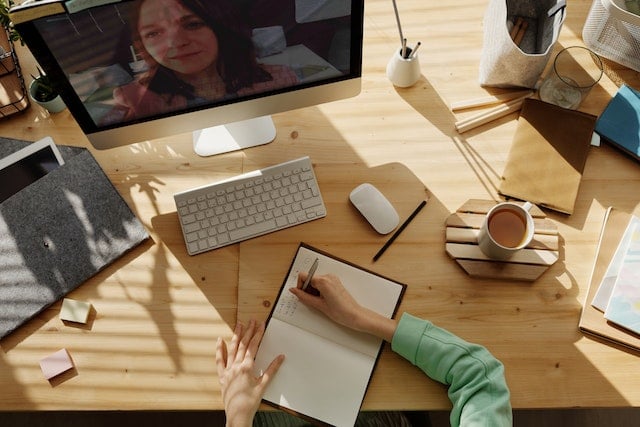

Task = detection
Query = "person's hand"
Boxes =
[216,319,284,427]
[289,273,398,342]
[289,273,364,329]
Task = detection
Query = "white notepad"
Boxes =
[604,223,640,334]
[254,243,405,427]
[591,215,640,311]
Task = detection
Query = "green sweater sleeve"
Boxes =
[391,313,512,427]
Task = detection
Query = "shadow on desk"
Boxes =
[0,237,155,353]
[151,213,239,329]
[395,69,640,234]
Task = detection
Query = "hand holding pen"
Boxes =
[300,257,320,296]
[291,271,398,341]
[292,270,366,331]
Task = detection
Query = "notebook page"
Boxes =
[604,223,640,334]
[272,245,404,358]
[591,215,639,311]
[255,317,374,427]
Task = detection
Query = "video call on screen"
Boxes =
[33,1,354,127]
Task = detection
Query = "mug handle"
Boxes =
[522,201,533,212]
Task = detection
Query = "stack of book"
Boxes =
[579,207,640,351]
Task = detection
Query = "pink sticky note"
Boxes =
[40,348,74,380]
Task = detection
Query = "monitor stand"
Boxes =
[193,115,276,157]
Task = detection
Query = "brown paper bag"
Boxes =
[499,98,596,214]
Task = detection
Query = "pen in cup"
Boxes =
[392,0,404,47]
[302,257,319,295]
[408,41,421,59]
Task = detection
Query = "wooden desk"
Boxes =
[2,0,640,412]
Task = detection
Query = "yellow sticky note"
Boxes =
[60,298,91,324]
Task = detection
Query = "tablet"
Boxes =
[0,136,64,203]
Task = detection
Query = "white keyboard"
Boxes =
[174,156,326,255]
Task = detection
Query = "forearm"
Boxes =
[391,313,512,426]
[354,307,398,342]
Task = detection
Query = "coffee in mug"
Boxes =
[487,209,528,248]
[478,201,534,260]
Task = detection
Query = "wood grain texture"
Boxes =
[0,0,639,413]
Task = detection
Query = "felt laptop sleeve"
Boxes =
[0,138,149,339]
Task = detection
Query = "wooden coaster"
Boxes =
[445,199,559,281]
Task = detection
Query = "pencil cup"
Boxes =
[386,48,420,88]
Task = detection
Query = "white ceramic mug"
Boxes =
[477,201,534,260]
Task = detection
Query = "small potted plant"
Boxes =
[0,0,21,44]
[29,68,66,113]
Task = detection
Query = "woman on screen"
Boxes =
[103,0,298,123]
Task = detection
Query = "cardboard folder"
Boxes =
[0,138,149,339]
[499,98,597,214]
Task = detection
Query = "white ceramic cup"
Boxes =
[386,48,420,88]
[477,201,534,260]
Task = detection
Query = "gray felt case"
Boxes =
[479,0,566,88]
[0,138,149,339]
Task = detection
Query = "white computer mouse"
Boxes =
[349,183,399,234]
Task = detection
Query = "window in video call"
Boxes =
[31,0,354,129]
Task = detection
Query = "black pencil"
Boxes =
[373,199,428,261]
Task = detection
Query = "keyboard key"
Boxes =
[183,222,201,233]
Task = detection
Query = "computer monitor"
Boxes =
[12,0,363,156]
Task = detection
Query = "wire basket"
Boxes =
[0,27,29,118]
[583,0,640,72]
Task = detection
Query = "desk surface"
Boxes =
[2,0,640,412]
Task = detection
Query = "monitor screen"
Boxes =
[13,0,363,156]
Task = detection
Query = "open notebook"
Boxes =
[254,243,406,427]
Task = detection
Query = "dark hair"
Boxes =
[131,0,272,98]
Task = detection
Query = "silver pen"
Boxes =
[302,258,319,292]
